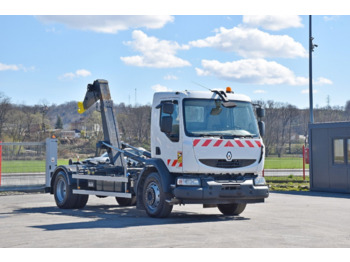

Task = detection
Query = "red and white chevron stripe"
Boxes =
[167,159,183,168]
[193,139,261,148]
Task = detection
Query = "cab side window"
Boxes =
[160,101,179,142]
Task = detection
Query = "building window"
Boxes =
[333,139,345,164]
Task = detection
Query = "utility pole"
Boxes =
[135,88,137,107]
[309,15,318,123]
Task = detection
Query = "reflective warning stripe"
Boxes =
[213,140,223,147]
[235,140,244,147]
[202,139,212,147]
[172,160,178,167]
[224,141,234,147]
[245,140,254,148]
[193,139,262,148]
[167,159,182,168]
[193,139,201,147]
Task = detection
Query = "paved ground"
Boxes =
[1,191,350,248]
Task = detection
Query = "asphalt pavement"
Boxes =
[1,190,350,248]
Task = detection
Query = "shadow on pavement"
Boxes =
[271,190,350,199]
[12,204,250,231]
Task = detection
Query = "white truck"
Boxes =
[49,79,268,218]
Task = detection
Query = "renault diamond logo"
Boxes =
[226,151,232,161]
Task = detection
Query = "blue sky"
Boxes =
[0,14,349,109]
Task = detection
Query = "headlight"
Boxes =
[177,177,201,186]
[254,177,266,186]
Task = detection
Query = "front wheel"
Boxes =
[217,203,246,216]
[143,172,173,218]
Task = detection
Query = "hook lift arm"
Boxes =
[77,79,126,173]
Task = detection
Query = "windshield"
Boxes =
[183,99,260,138]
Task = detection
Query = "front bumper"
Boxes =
[172,178,269,204]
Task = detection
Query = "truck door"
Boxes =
[155,100,183,172]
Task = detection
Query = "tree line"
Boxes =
[256,100,350,156]
[1,91,350,157]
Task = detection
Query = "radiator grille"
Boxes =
[199,159,256,168]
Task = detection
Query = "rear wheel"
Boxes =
[53,171,88,209]
[143,172,173,218]
[75,194,89,208]
[116,196,137,206]
[217,203,246,216]
[54,171,78,209]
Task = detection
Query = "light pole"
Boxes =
[309,15,318,123]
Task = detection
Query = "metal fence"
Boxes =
[0,139,57,191]
[263,154,309,177]
[0,139,308,190]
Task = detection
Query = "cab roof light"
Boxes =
[226,87,233,93]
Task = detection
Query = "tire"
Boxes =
[143,172,173,218]
[75,194,89,209]
[116,196,137,206]
[217,203,247,216]
[53,171,79,209]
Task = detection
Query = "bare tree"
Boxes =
[345,100,350,120]
[0,92,11,140]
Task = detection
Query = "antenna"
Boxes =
[191,81,212,91]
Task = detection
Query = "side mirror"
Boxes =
[258,121,265,137]
[257,108,265,118]
[162,103,174,115]
[161,116,173,134]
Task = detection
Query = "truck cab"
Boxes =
[145,88,269,216]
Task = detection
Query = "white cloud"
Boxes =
[0,62,19,71]
[189,26,307,58]
[243,15,303,31]
[164,74,178,80]
[38,15,174,34]
[314,77,333,85]
[0,62,35,72]
[254,90,266,94]
[196,59,310,85]
[61,72,75,79]
[76,69,91,77]
[151,84,172,92]
[196,58,333,87]
[323,16,339,22]
[59,69,91,79]
[121,30,191,68]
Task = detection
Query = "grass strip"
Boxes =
[265,175,309,191]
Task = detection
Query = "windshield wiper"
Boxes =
[236,134,254,138]
[189,133,223,138]
[221,134,254,139]
[201,134,222,138]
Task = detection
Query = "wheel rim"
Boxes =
[56,178,67,204]
[145,182,160,212]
